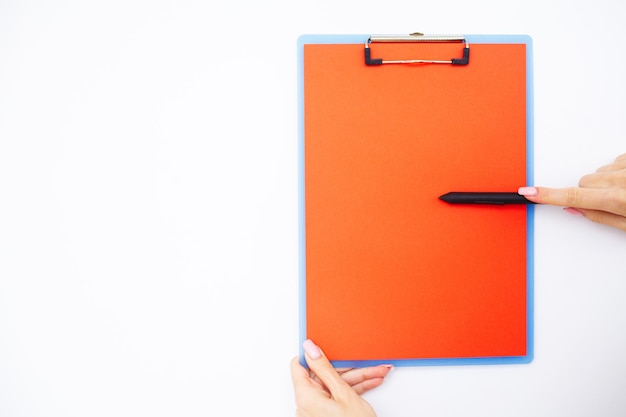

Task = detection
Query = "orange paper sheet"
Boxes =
[303,40,530,363]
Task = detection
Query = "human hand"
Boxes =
[290,339,392,417]
[519,153,626,231]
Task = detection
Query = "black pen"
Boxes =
[439,192,536,205]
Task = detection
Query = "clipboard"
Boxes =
[298,34,534,367]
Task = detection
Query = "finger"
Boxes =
[580,169,626,189]
[302,339,351,400]
[576,208,626,232]
[310,373,385,400]
[614,153,626,162]
[338,365,393,394]
[290,356,333,415]
[518,186,619,213]
[290,356,312,393]
[596,153,626,172]
[349,377,385,395]
[291,356,329,394]
[595,163,626,173]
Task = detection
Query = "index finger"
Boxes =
[518,186,618,212]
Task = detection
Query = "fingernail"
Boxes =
[303,339,322,360]
[564,207,584,216]
[380,364,394,371]
[518,186,538,196]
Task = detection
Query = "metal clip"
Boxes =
[364,33,470,66]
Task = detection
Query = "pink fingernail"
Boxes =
[518,186,537,196]
[564,207,584,216]
[303,339,322,360]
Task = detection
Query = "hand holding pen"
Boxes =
[440,153,626,232]
[518,152,626,232]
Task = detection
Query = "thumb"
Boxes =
[574,208,626,232]
[302,339,351,399]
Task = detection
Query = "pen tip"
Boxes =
[439,192,452,203]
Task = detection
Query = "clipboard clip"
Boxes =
[365,33,470,66]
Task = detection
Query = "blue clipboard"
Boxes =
[298,34,534,367]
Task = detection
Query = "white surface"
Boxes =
[1,1,625,416]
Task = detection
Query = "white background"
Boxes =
[1,1,625,416]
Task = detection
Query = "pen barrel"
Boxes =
[440,192,535,205]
